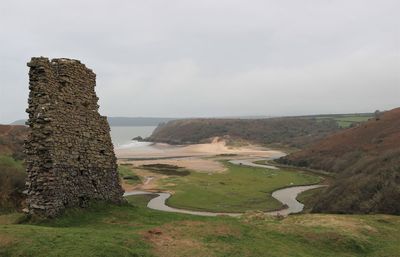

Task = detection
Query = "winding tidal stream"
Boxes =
[124,158,325,217]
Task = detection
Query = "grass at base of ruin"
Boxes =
[1,195,400,257]
[156,161,322,213]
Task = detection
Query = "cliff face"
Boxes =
[25,57,124,217]
[279,108,400,214]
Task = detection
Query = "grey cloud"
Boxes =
[1,0,399,123]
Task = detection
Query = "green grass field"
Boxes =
[335,116,372,128]
[1,196,399,257]
[157,161,322,212]
[2,156,398,256]
[316,114,372,128]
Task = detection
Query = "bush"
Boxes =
[140,164,190,176]
[123,175,140,181]
[0,155,26,212]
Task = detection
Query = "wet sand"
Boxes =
[115,140,283,160]
[116,140,284,175]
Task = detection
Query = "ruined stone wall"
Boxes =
[25,57,124,217]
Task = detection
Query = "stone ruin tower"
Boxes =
[25,57,124,217]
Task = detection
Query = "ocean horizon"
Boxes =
[110,126,156,148]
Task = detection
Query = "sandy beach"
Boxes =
[115,138,284,160]
[116,139,285,191]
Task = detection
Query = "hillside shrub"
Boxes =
[0,155,26,212]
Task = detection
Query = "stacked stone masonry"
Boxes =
[25,57,124,217]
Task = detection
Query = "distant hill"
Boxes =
[11,117,176,127]
[10,119,27,125]
[147,117,341,148]
[106,117,176,126]
[0,125,28,160]
[12,114,372,128]
[279,108,400,214]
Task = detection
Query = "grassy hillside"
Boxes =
[148,117,340,148]
[0,125,28,160]
[279,108,400,214]
[0,125,28,212]
[1,197,399,257]
[0,155,26,212]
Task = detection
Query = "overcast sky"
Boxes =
[0,0,399,123]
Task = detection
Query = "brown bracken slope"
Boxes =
[0,125,28,159]
[279,108,400,214]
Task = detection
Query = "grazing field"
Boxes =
[334,116,372,128]
[157,161,322,212]
[0,196,399,257]
[316,114,372,128]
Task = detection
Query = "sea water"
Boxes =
[110,126,156,148]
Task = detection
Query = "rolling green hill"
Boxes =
[147,114,373,148]
[147,117,340,148]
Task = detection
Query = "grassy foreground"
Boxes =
[156,161,321,212]
[0,195,399,257]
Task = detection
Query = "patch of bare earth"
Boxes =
[283,214,377,237]
[118,166,168,192]
[0,213,24,225]
[121,180,136,192]
[239,213,377,244]
[0,234,16,247]
[141,221,240,257]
